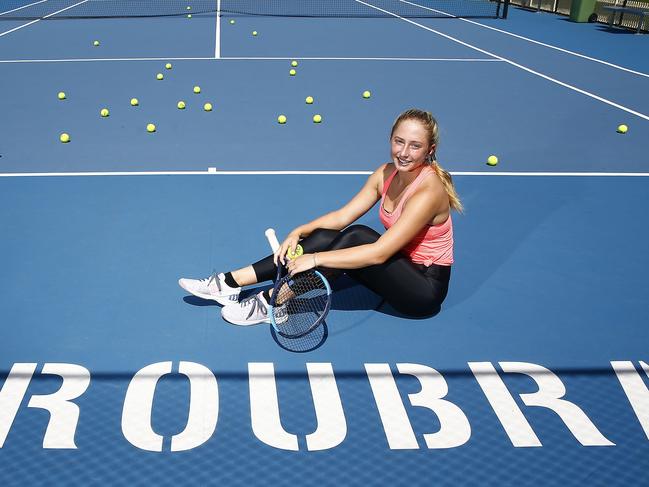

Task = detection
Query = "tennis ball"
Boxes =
[156,73,164,80]
[313,114,322,123]
[93,40,100,46]
[146,123,156,133]
[362,90,371,99]
[229,19,235,24]
[287,244,304,260]
[617,124,628,134]
[60,133,70,143]
[100,108,109,117]
[289,69,296,76]
[165,63,172,69]
[486,155,499,166]
[193,86,201,94]
[177,101,186,109]
[252,30,258,36]
[305,96,314,104]
[187,14,192,18]
[291,60,298,67]
[277,115,287,124]
[203,102,213,111]
[57,92,66,100]
[130,98,139,106]
[186,5,191,9]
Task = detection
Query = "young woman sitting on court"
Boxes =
[179,108,463,325]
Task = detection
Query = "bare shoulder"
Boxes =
[417,168,450,212]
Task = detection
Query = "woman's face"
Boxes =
[390,119,434,173]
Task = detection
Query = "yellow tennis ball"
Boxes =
[229,19,235,24]
[203,102,213,111]
[156,73,164,80]
[617,124,628,134]
[362,90,371,99]
[305,96,314,104]
[193,86,201,94]
[277,115,287,124]
[130,98,139,106]
[60,133,70,143]
[313,114,322,123]
[187,14,192,18]
[165,63,172,69]
[252,30,258,36]
[186,5,191,9]
[100,108,109,117]
[291,60,298,67]
[177,101,186,109]
[486,155,499,166]
[93,40,100,46]
[289,69,296,76]
[57,92,66,100]
[146,123,156,133]
[287,244,304,260]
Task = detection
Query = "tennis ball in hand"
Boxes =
[100,108,109,117]
[146,123,156,133]
[617,124,628,134]
[277,115,287,124]
[287,245,304,260]
[486,155,499,166]
[313,114,322,123]
[59,133,70,143]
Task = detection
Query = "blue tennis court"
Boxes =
[1,1,648,485]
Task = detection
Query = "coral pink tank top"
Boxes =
[379,165,454,266]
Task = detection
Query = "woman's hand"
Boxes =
[286,253,317,277]
[276,231,301,265]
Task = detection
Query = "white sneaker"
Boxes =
[178,272,240,306]
[221,291,270,326]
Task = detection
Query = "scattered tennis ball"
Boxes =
[617,124,628,134]
[60,133,70,143]
[165,63,172,69]
[93,40,100,46]
[362,90,371,99]
[486,155,499,166]
[229,19,235,24]
[193,86,201,94]
[291,60,298,67]
[130,98,139,106]
[252,30,258,36]
[313,114,322,123]
[186,5,191,9]
[289,69,296,76]
[177,101,186,109]
[57,92,66,100]
[277,114,287,124]
[146,123,156,133]
[305,96,314,104]
[287,244,304,259]
[156,73,164,80]
[100,108,109,117]
[203,102,213,111]
[187,14,192,18]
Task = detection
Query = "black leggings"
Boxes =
[251,225,451,318]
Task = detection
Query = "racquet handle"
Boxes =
[265,228,281,253]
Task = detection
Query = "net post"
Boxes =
[502,0,510,18]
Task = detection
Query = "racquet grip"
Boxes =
[265,228,281,253]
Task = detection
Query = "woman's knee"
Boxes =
[337,224,380,246]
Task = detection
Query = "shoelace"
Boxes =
[204,271,222,292]
[239,294,267,319]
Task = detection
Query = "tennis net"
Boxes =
[1,0,509,20]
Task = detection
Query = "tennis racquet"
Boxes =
[264,228,332,338]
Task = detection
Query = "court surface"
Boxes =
[1,1,648,485]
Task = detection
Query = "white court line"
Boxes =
[355,0,649,121]
[0,56,502,63]
[1,170,648,178]
[214,0,221,59]
[397,0,649,78]
[0,0,90,37]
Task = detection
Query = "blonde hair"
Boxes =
[391,109,464,213]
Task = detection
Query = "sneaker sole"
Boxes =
[221,314,270,326]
